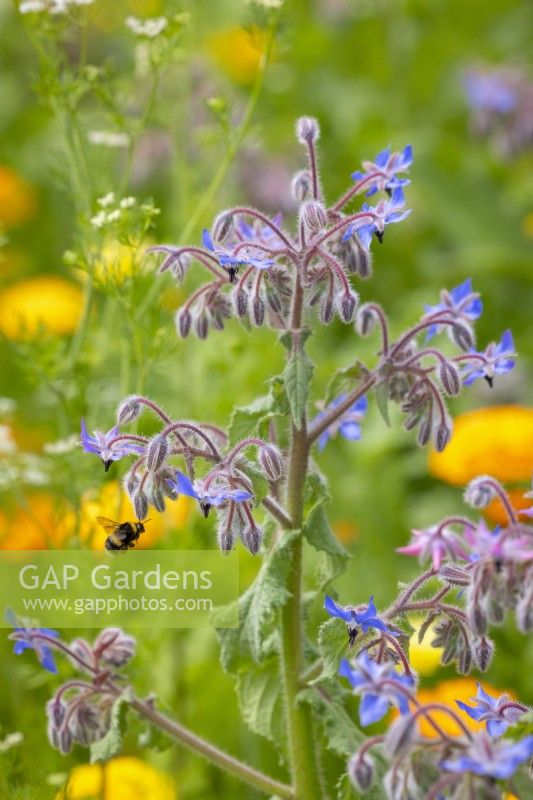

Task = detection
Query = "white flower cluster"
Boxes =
[90,193,137,229]
[88,130,130,149]
[125,16,168,39]
[19,0,93,15]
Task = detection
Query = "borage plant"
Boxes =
[10,119,533,799]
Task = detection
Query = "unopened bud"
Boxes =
[464,477,495,509]
[252,296,265,326]
[176,307,192,338]
[124,470,140,504]
[146,434,168,473]
[474,637,494,671]
[320,293,334,324]
[266,288,282,313]
[213,210,234,242]
[439,565,471,587]
[384,714,416,758]
[291,169,312,203]
[300,200,327,235]
[259,444,284,481]
[516,588,533,632]
[233,287,249,317]
[434,420,452,452]
[338,290,359,323]
[353,240,373,278]
[242,525,262,555]
[150,484,166,513]
[134,490,148,521]
[217,527,235,553]
[355,304,378,337]
[194,313,209,340]
[439,361,461,396]
[94,627,136,667]
[296,116,320,144]
[457,643,473,674]
[117,395,142,425]
[451,322,475,351]
[417,418,432,447]
[468,599,488,636]
[348,752,375,792]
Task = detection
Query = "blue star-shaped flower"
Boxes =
[455,683,526,738]
[339,651,414,726]
[351,145,413,197]
[441,732,533,780]
[423,279,483,340]
[324,594,397,645]
[7,610,59,674]
[168,470,252,517]
[313,394,368,452]
[343,187,411,249]
[462,330,516,387]
[202,229,273,281]
[80,419,145,471]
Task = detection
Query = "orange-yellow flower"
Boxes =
[56,756,176,800]
[0,276,84,339]
[429,406,533,485]
[333,519,358,544]
[90,240,145,286]
[206,26,269,84]
[0,494,75,550]
[0,165,37,229]
[484,487,531,526]
[79,480,192,550]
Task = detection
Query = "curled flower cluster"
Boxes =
[81,395,285,554]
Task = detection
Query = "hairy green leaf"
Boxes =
[283,349,314,429]
[235,657,286,751]
[90,690,131,763]
[311,618,348,683]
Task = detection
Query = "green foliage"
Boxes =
[282,348,314,429]
[235,657,287,752]
[90,690,131,763]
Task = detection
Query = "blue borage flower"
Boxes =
[464,70,518,114]
[351,145,413,197]
[7,609,59,674]
[342,187,411,249]
[168,469,252,517]
[80,419,145,472]
[441,731,533,780]
[462,330,516,387]
[236,214,286,250]
[325,595,398,645]
[339,651,414,726]
[455,683,526,737]
[313,394,368,451]
[202,228,274,280]
[423,279,483,340]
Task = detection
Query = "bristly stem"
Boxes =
[279,279,324,800]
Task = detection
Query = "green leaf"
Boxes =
[240,461,270,504]
[282,349,314,429]
[374,382,390,427]
[278,329,312,352]
[325,361,366,405]
[216,530,300,670]
[228,392,276,446]
[304,503,350,589]
[235,657,286,752]
[90,690,132,763]
[311,618,348,683]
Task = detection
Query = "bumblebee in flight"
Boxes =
[96,517,147,551]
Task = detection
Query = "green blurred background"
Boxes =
[0,0,532,797]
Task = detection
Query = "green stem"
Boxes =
[279,282,324,800]
[128,696,293,799]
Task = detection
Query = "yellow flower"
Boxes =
[0,165,37,229]
[57,757,176,800]
[429,406,533,485]
[413,678,509,738]
[91,241,142,286]
[79,480,192,550]
[0,276,84,339]
[407,617,443,676]
[332,519,358,544]
[206,26,269,84]
[0,494,75,550]
[484,487,531,526]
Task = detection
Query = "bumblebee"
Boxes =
[96,517,147,551]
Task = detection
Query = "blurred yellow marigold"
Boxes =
[0,276,83,339]
[413,678,509,738]
[57,756,176,800]
[206,26,269,84]
[429,406,533,485]
[79,480,192,550]
[0,494,75,550]
[407,617,443,676]
[484,487,531,525]
[0,165,37,229]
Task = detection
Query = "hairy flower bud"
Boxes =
[252,296,265,326]
[348,751,375,792]
[320,293,334,325]
[353,239,373,278]
[124,470,140,504]
[176,307,192,338]
[457,642,473,674]
[258,443,284,481]
[117,395,142,425]
[464,476,495,509]
[149,481,166,512]
[451,322,475,351]
[145,434,168,473]
[473,637,494,671]
[242,524,262,555]
[516,586,533,632]
[355,304,378,337]
[233,287,249,318]
[134,489,148,521]
[213,210,234,242]
[69,701,104,745]
[468,598,488,636]
[291,169,312,203]
[296,115,320,144]
[439,564,471,586]
[265,287,282,313]
[94,628,136,667]
[434,420,452,452]
[338,290,359,323]
[300,199,327,235]
[417,417,432,447]
[384,714,416,758]
[194,313,209,340]
[439,361,461,396]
